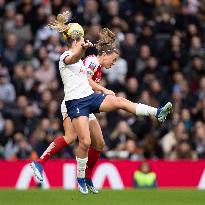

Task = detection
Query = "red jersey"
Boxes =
[83,55,102,83]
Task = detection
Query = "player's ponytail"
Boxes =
[96,28,116,49]
[95,28,119,55]
[47,10,84,47]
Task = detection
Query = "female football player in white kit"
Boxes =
[60,28,120,193]
[31,11,172,195]
[31,28,119,194]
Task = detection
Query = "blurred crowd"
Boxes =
[0,0,205,161]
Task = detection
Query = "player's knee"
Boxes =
[63,135,70,144]
[94,139,105,151]
[116,97,126,109]
[98,140,105,151]
[63,134,77,144]
[79,138,91,151]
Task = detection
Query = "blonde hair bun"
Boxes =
[47,11,84,40]
[63,23,84,40]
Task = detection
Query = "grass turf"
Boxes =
[0,189,204,205]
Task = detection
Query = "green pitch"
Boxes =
[0,189,205,205]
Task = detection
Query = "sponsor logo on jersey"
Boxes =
[79,68,86,75]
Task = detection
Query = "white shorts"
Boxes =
[61,100,96,121]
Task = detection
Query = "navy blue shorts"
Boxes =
[65,93,107,119]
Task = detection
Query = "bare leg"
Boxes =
[72,116,90,180]
[73,116,91,159]
[30,117,77,182]
[99,95,157,116]
[89,119,105,152]
[82,119,104,194]
[37,117,77,165]
[99,95,172,122]
[63,117,77,144]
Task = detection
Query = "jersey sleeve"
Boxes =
[84,56,98,76]
[60,51,72,64]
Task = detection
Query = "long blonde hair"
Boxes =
[47,10,84,44]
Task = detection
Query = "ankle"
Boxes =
[36,158,44,165]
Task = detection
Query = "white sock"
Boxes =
[136,103,157,116]
[76,157,88,178]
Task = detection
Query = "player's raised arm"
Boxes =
[47,11,93,65]
[64,40,93,65]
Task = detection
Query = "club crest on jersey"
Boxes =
[89,62,97,71]
[95,78,101,83]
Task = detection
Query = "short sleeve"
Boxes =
[60,51,72,63]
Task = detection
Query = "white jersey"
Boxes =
[59,51,94,100]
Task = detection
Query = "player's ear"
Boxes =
[76,37,83,45]
[74,40,79,46]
